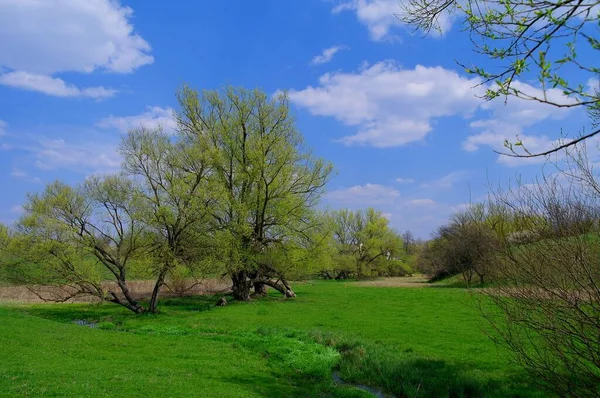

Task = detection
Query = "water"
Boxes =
[73,319,97,328]
[332,371,388,398]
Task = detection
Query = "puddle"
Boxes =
[333,371,388,397]
[73,319,98,328]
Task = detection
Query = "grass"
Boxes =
[0,281,545,397]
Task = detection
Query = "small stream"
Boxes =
[73,319,98,328]
[72,319,389,395]
[332,371,388,398]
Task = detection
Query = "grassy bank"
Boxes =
[0,281,543,397]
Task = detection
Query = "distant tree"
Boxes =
[402,230,416,254]
[176,86,333,300]
[401,0,600,157]
[0,223,10,283]
[329,208,405,279]
[418,207,501,284]
[0,223,8,251]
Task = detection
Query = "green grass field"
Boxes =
[0,281,544,397]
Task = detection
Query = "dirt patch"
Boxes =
[0,278,232,303]
[352,276,431,288]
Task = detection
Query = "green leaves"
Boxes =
[328,208,404,278]
[175,85,333,287]
[403,0,600,157]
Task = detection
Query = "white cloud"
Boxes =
[33,138,121,174]
[2,122,121,176]
[332,2,357,13]
[451,203,472,213]
[588,78,599,94]
[479,81,575,126]
[11,168,41,184]
[0,0,152,98]
[463,82,577,166]
[395,177,414,183]
[10,205,24,215]
[420,171,471,188]
[405,198,435,206]
[98,106,177,134]
[0,0,153,75]
[311,46,348,65]
[463,130,562,166]
[326,183,400,205]
[0,71,116,99]
[332,0,454,41]
[10,169,26,178]
[289,61,482,147]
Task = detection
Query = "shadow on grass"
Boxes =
[220,375,370,398]
[312,331,539,398]
[17,292,291,328]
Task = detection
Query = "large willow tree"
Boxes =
[176,86,333,300]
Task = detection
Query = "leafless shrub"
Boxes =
[417,206,501,285]
[484,144,600,397]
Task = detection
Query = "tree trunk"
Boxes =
[108,291,145,314]
[114,277,145,314]
[253,281,268,296]
[335,271,347,280]
[149,272,166,313]
[231,270,251,301]
[356,264,363,280]
[463,269,474,286]
[253,278,295,298]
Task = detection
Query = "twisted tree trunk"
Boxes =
[231,270,251,301]
[148,271,167,313]
[253,281,268,296]
[253,278,295,298]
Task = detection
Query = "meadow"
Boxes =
[0,280,544,397]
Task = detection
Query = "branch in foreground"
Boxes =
[495,128,600,158]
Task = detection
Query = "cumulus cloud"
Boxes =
[405,198,435,206]
[290,57,577,162]
[0,0,152,74]
[462,81,577,166]
[10,205,24,215]
[588,78,599,94]
[463,130,558,166]
[0,0,152,97]
[98,106,177,133]
[289,61,482,147]
[2,121,121,177]
[420,171,471,188]
[332,0,454,41]
[326,183,400,205]
[11,168,41,184]
[0,71,117,99]
[311,46,348,65]
[33,138,121,174]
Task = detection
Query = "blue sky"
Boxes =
[0,0,595,238]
